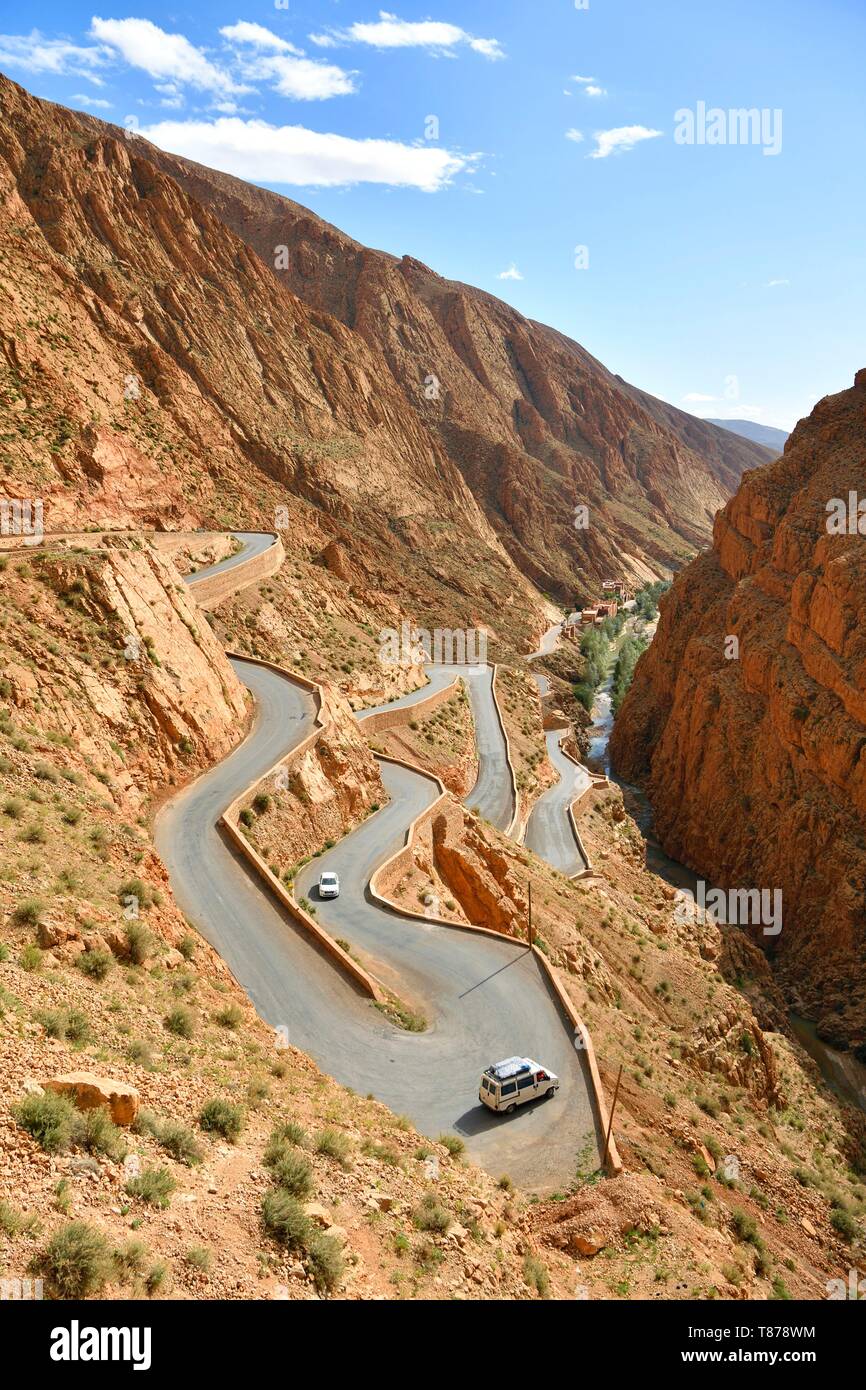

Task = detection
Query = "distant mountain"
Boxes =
[706,419,789,452]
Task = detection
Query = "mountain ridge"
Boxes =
[8,75,772,607]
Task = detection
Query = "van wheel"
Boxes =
[505,1103,517,1115]
[546,1086,557,1099]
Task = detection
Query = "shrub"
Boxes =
[13,1091,78,1152]
[830,1209,860,1242]
[39,1222,110,1298]
[266,1147,313,1198]
[20,822,47,844]
[112,1239,149,1282]
[314,1128,352,1167]
[118,878,160,912]
[186,1246,213,1272]
[19,943,43,972]
[214,1003,244,1030]
[178,935,196,960]
[268,1120,306,1149]
[437,1133,465,1158]
[411,1192,451,1234]
[64,1009,91,1044]
[124,921,153,965]
[76,1108,126,1160]
[731,1209,760,1245]
[261,1189,312,1249]
[3,797,25,819]
[126,1166,176,1209]
[199,1098,244,1143]
[37,1008,67,1039]
[306,1232,344,1293]
[12,897,43,927]
[128,1039,154,1067]
[77,949,113,981]
[164,1006,195,1039]
[252,793,272,815]
[0,1200,29,1236]
[144,1262,169,1296]
[157,1121,203,1167]
[523,1254,551,1299]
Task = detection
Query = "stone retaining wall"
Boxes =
[185,535,284,609]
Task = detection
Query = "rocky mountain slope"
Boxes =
[134,129,769,601]
[611,371,866,1044]
[1,73,767,623]
[0,73,544,660]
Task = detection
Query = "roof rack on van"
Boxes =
[487,1057,532,1081]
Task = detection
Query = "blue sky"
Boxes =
[2,1,864,430]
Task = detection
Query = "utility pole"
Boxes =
[601,1063,623,1172]
[527,881,533,949]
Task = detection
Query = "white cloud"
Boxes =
[497,263,523,281]
[565,128,584,143]
[90,17,244,95]
[570,74,606,96]
[0,30,106,82]
[238,53,356,100]
[72,92,112,108]
[311,11,504,60]
[222,20,356,99]
[766,278,790,287]
[588,125,663,159]
[682,392,718,403]
[219,21,303,56]
[138,117,475,191]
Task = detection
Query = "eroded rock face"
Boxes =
[611,373,866,1041]
[45,1072,140,1126]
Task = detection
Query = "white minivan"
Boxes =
[479,1057,559,1114]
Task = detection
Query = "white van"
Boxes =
[479,1057,559,1114]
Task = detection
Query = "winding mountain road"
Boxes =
[184,530,277,585]
[525,733,591,876]
[155,540,602,1188]
[525,623,590,876]
[358,663,514,832]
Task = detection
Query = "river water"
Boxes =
[584,629,866,1115]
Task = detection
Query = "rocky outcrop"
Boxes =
[45,1073,140,1126]
[611,372,866,1042]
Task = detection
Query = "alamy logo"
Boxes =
[1,1277,43,1300]
[378,620,487,669]
[826,1268,866,1300]
[0,498,43,545]
[676,881,782,936]
[826,492,866,535]
[50,1320,152,1371]
[674,102,783,156]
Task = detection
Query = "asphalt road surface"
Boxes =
[359,663,514,832]
[157,653,601,1189]
[524,730,590,876]
[183,531,276,586]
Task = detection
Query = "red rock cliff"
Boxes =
[611,372,866,1044]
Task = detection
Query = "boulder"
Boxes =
[44,1072,140,1126]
